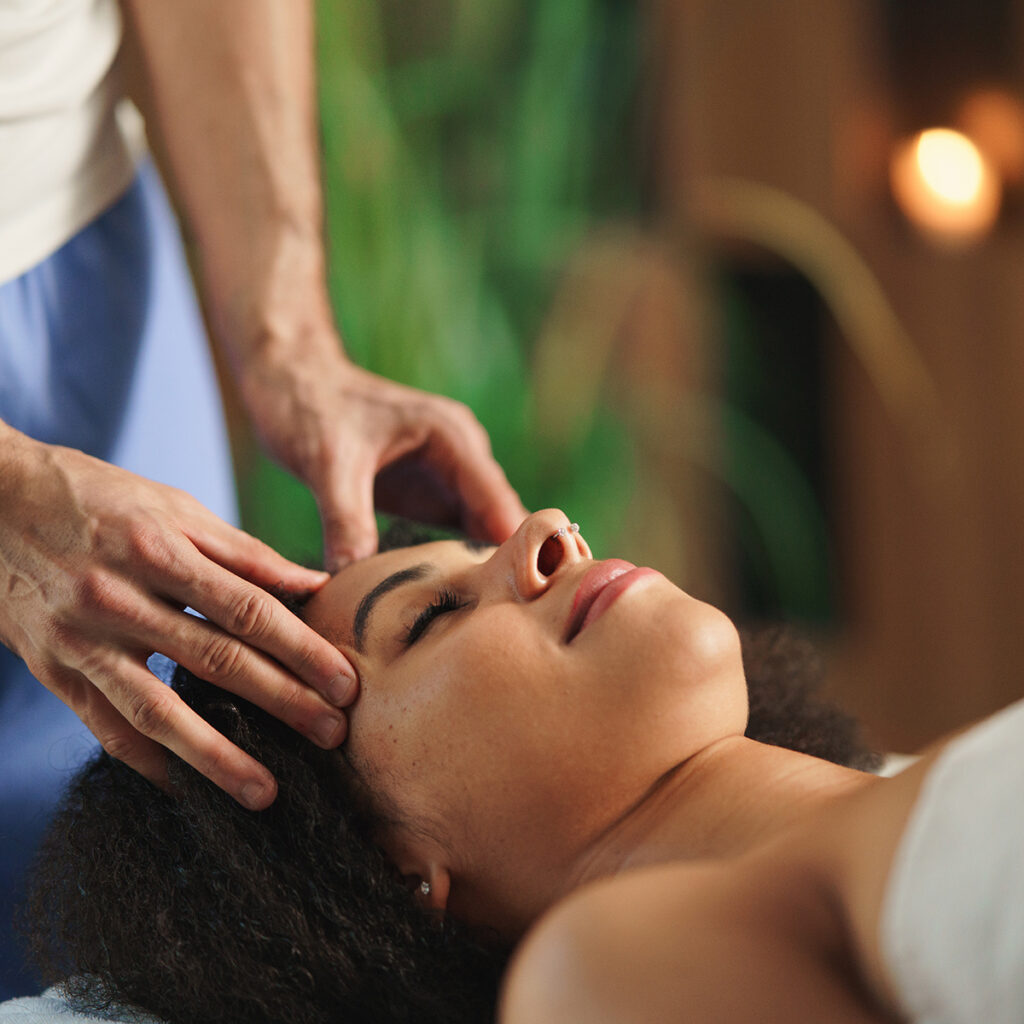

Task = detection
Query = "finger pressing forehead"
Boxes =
[302,559,381,652]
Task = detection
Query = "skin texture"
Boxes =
[0,0,526,809]
[496,746,961,1024]
[304,510,949,1021]
[303,508,750,936]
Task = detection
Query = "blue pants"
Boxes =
[0,161,237,998]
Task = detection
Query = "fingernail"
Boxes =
[314,714,345,747]
[326,672,356,705]
[240,780,272,811]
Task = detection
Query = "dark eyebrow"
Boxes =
[353,564,431,653]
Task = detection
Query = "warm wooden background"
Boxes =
[641,0,1024,751]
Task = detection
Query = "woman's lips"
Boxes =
[565,561,659,642]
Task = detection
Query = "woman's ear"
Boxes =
[403,862,451,912]
[391,829,452,912]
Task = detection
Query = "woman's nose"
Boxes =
[503,509,591,599]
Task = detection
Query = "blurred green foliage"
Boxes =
[238,0,835,629]
[240,0,642,565]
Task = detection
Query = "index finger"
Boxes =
[162,560,358,708]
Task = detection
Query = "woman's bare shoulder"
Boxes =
[498,863,727,1024]
[499,860,887,1024]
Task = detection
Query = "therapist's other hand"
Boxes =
[240,347,528,570]
[0,431,357,810]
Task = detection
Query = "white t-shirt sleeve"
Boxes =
[0,0,142,282]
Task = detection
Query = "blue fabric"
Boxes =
[0,161,237,999]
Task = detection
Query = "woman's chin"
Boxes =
[625,591,742,689]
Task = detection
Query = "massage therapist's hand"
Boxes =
[238,341,528,570]
[0,424,356,810]
[115,0,524,567]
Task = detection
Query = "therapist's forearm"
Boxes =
[118,0,338,366]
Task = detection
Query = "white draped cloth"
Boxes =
[881,698,1024,1023]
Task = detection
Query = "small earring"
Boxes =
[419,880,431,897]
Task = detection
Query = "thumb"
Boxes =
[318,454,379,570]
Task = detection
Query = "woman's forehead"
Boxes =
[355,538,489,586]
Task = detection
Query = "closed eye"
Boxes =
[401,588,468,646]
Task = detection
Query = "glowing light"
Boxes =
[916,129,985,203]
[890,127,1001,245]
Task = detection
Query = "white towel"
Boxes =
[881,698,1024,1024]
[0,987,161,1024]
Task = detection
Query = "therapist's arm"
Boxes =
[119,0,526,569]
[0,417,355,809]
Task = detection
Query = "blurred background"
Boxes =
[232,0,1024,754]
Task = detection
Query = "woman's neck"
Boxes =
[561,736,878,894]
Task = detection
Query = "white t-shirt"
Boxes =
[0,0,143,283]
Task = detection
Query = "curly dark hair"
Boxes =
[22,524,879,1024]
[740,625,880,773]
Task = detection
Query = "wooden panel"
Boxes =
[646,0,1024,750]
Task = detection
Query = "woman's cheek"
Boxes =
[363,660,472,775]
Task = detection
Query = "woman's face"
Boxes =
[303,509,746,927]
